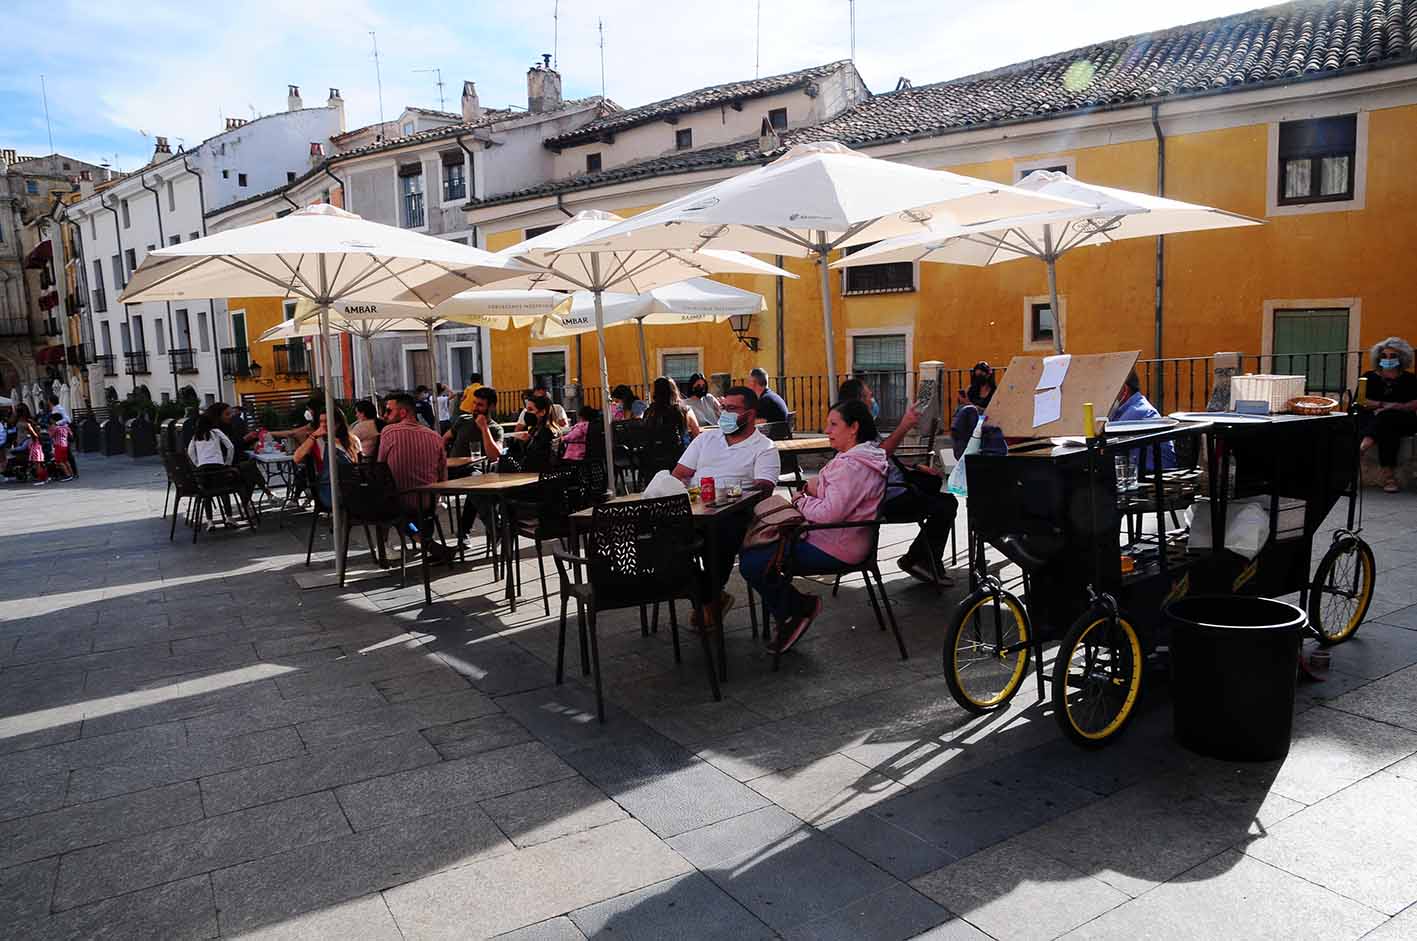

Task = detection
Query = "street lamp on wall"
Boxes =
[728,312,759,352]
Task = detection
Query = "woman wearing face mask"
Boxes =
[1357,336,1417,493]
[684,373,721,429]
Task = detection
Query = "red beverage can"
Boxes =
[700,476,716,505]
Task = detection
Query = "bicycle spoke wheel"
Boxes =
[1052,609,1142,747]
[1309,537,1375,646]
[944,589,1030,713]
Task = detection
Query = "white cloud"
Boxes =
[2,0,1260,171]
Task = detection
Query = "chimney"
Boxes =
[1,148,15,167]
[287,84,303,112]
[309,142,325,165]
[326,88,345,133]
[79,170,92,181]
[758,117,781,154]
[526,56,562,114]
[461,81,482,123]
[153,136,172,158]
[225,117,248,130]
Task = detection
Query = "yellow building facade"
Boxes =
[470,47,1417,422]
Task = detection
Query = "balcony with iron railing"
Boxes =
[97,353,117,377]
[68,342,95,365]
[170,348,199,374]
[220,347,253,379]
[274,343,310,378]
[124,350,150,375]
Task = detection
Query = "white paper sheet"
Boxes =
[1033,386,1062,428]
[1036,354,1072,391]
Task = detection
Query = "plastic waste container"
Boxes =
[100,417,126,456]
[1164,595,1305,761]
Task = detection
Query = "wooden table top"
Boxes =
[446,456,481,469]
[413,472,540,494]
[569,491,761,522]
[774,436,832,453]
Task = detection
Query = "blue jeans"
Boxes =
[740,540,848,623]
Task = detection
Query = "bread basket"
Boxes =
[1286,395,1339,415]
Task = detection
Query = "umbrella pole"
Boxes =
[1043,225,1064,355]
[318,299,345,587]
[636,318,650,388]
[816,234,838,395]
[591,257,616,499]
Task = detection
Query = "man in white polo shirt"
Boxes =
[673,386,781,627]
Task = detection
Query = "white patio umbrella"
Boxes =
[529,279,764,386]
[831,170,1262,353]
[119,203,530,584]
[264,304,457,398]
[490,210,794,495]
[573,141,1091,391]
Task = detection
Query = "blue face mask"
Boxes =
[1380,357,1400,370]
[718,412,741,435]
[869,398,881,419]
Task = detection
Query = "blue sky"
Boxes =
[4,0,1261,172]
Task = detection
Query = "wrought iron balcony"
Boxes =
[170,348,199,374]
[97,353,117,377]
[273,343,310,378]
[220,346,253,379]
[124,350,150,375]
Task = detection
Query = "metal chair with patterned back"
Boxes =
[552,494,720,722]
[337,460,421,588]
[164,453,200,541]
[509,465,590,616]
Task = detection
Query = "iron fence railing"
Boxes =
[123,350,150,375]
[220,347,252,379]
[169,348,199,374]
[97,353,116,377]
[274,344,310,378]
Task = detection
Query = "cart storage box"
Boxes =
[1187,495,1306,555]
[1229,375,1306,413]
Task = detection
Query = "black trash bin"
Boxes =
[1165,595,1306,761]
[125,417,157,458]
[78,414,102,453]
[100,417,126,456]
[159,418,179,455]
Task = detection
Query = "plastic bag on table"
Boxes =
[1185,500,1269,560]
[643,469,686,498]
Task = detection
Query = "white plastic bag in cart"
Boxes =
[1185,499,1269,560]
[946,418,984,497]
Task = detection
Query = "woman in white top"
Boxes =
[684,373,722,430]
[187,414,234,468]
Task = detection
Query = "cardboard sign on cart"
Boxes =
[985,351,1141,439]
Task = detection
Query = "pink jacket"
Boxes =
[561,420,589,461]
[794,442,888,563]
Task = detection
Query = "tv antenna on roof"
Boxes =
[755,1,761,78]
[849,0,856,60]
[414,67,446,111]
[553,0,559,70]
[370,31,386,138]
[598,19,606,99]
[40,74,55,155]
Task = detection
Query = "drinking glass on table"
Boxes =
[1114,455,1138,492]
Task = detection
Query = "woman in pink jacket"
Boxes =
[739,398,888,653]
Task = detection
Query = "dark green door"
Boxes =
[1272,308,1349,394]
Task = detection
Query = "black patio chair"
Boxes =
[509,465,590,616]
[164,454,200,541]
[769,511,909,671]
[552,494,720,722]
[336,460,423,588]
[611,419,647,493]
[188,459,256,543]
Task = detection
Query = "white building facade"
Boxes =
[65,90,345,406]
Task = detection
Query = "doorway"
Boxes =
[1271,306,1351,395]
[405,347,434,389]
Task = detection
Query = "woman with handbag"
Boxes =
[739,399,887,653]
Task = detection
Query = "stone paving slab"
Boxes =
[383,818,694,939]
[212,804,514,934]
[479,776,628,848]
[199,730,440,816]
[227,892,404,941]
[8,873,218,941]
[567,871,774,940]
[0,722,187,785]
[0,780,203,869]
[52,790,351,910]
[1062,850,1386,940]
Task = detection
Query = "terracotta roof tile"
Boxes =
[544,61,854,147]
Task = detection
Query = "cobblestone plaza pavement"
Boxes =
[3,456,1417,939]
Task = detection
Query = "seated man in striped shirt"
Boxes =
[379,391,451,559]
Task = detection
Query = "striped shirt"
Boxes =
[378,419,447,510]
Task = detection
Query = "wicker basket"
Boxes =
[1287,395,1339,415]
[1230,374,1306,413]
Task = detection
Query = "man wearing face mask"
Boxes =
[673,386,781,627]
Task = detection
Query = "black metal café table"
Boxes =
[568,490,764,681]
[410,472,541,607]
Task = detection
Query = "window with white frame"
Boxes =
[841,243,914,295]
[530,349,567,398]
[660,351,700,382]
[850,333,910,419]
[1278,115,1356,206]
[1022,294,1066,351]
[400,165,425,227]
[442,154,466,201]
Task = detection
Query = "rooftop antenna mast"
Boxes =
[755,1,761,78]
[370,31,386,137]
[553,0,559,70]
[414,67,446,111]
[849,0,856,60]
[598,19,606,99]
[39,74,55,154]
